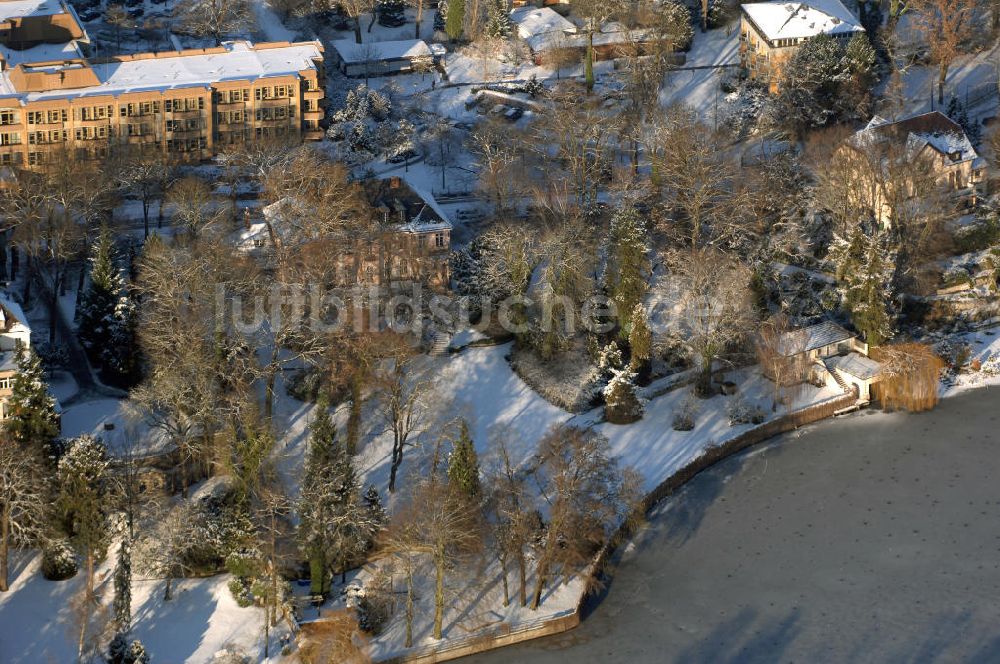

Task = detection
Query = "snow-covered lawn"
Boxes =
[60,397,169,456]
[0,550,282,663]
[941,325,1000,396]
[659,22,740,118]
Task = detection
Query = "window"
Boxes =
[0,377,10,390]
[0,110,17,125]
[0,132,19,145]
[434,232,446,248]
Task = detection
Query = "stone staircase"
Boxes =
[429,331,452,357]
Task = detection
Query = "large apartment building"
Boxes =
[739,0,863,92]
[0,0,325,168]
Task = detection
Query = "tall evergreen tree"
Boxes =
[434,0,448,31]
[77,225,137,384]
[447,420,480,499]
[77,225,119,361]
[445,0,464,42]
[604,207,650,337]
[363,484,386,534]
[56,435,110,601]
[297,399,372,594]
[833,228,896,347]
[627,304,652,372]
[113,538,132,632]
[485,0,511,38]
[4,343,59,455]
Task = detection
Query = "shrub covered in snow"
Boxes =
[107,632,150,664]
[227,577,254,608]
[672,393,699,431]
[604,368,644,424]
[726,395,766,426]
[41,538,78,580]
[355,568,394,635]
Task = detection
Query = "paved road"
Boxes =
[467,387,1000,663]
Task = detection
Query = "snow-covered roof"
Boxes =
[330,39,432,65]
[0,293,30,336]
[0,39,81,68]
[825,352,881,380]
[0,40,323,101]
[741,0,864,41]
[854,112,982,166]
[778,320,854,356]
[0,0,66,21]
[511,6,576,51]
[369,177,452,232]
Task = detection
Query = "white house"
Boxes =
[777,320,882,402]
[0,293,31,419]
[330,39,436,78]
[511,6,576,54]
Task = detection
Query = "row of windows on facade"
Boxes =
[0,108,306,144]
[0,123,310,158]
[0,86,318,126]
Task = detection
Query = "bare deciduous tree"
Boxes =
[384,478,483,640]
[529,425,639,610]
[0,442,45,592]
[664,247,754,396]
[469,117,522,213]
[376,344,430,493]
[175,0,254,45]
[755,314,808,412]
[909,0,977,103]
[484,432,534,607]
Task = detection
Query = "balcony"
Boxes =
[125,134,160,144]
[302,110,323,121]
[256,97,294,108]
[215,100,247,109]
[168,128,203,138]
[170,108,203,119]
[304,89,324,101]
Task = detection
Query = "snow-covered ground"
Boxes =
[940,325,1000,396]
[659,22,740,119]
[0,549,284,663]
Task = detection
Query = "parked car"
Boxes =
[504,107,524,122]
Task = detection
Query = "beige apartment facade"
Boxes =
[0,42,326,168]
[740,0,863,92]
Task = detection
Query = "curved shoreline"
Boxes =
[465,385,1000,663]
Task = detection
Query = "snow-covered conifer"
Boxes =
[56,435,110,600]
[603,367,643,424]
[113,538,132,631]
[4,343,59,455]
[485,0,511,38]
[604,207,649,337]
[447,420,480,498]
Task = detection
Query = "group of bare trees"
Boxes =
[374,423,636,646]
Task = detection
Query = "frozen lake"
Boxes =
[467,387,1000,662]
